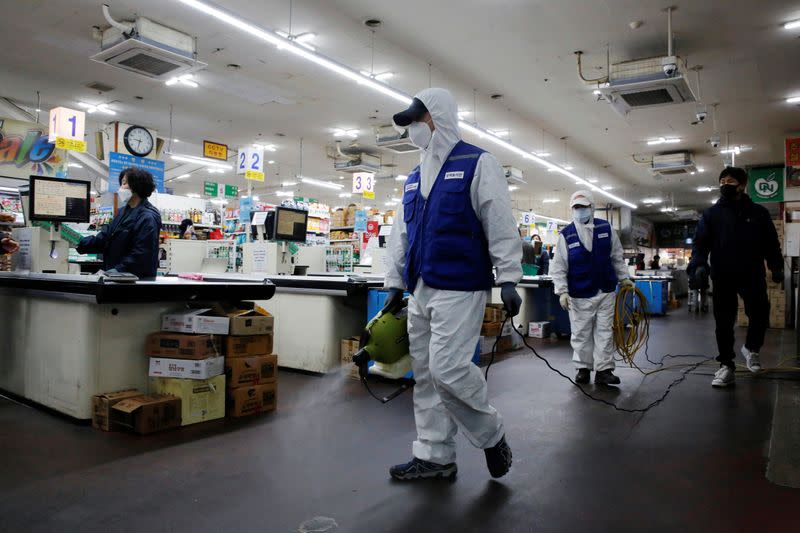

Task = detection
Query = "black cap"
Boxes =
[392,97,428,127]
[719,166,747,185]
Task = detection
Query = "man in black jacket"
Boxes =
[689,166,784,387]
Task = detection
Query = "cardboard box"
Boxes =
[150,375,225,426]
[224,334,273,357]
[481,322,503,337]
[497,335,514,353]
[341,337,360,379]
[528,321,551,338]
[226,354,278,388]
[162,308,230,335]
[92,389,143,431]
[146,333,222,359]
[227,382,277,417]
[110,394,181,434]
[483,305,506,323]
[149,356,224,379]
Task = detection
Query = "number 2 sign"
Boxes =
[48,107,86,152]
[237,146,265,182]
[352,172,375,195]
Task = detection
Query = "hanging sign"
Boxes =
[520,212,535,225]
[240,196,253,223]
[204,181,219,197]
[48,107,86,152]
[224,184,239,198]
[354,209,368,232]
[108,152,165,193]
[352,172,374,194]
[785,138,800,188]
[237,146,265,181]
[203,140,228,161]
[747,165,784,203]
[0,118,66,178]
[363,190,375,200]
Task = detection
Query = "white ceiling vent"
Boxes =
[91,15,206,80]
[334,153,381,173]
[651,151,696,177]
[598,56,696,115]
[376,126,419,153]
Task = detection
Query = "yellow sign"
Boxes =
[363,190,375,200]
[203,140,228,161]
[245,169,265,182]
[54,137,87,153]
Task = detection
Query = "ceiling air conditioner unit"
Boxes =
[651,151,696,177]
[503,166,524,183]
[376,126,419,153]
[598,56,696,116]
[334,153,381,173]
[91,17,206,80]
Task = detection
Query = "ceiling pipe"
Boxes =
[102,4,134,35]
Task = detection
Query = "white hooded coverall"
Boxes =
[384,88,522,465]
[549,192,630,372]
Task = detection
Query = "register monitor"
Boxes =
[274,206,308,242]
[28,175,91,223]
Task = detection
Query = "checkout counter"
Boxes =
[0,273,276,419]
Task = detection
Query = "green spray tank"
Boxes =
[352,298,415,403]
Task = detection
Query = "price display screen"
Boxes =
[29,175,91,223]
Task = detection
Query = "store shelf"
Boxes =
[161,222,222,229]
[330,226,354,231]
[307,230,329,234]
[330,239,358,243]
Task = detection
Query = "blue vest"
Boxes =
[403,141,494,293]
[562,219,619,298]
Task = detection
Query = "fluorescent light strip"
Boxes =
[170,153,231,170]
[787,96,800,104]
[529,212,570,224]
[301,177,344,190]
[784,20,800,30]
[177,0,637,209]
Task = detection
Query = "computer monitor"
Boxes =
[28,175,91,223]
[0,186,26,226]
[274,206,308,242]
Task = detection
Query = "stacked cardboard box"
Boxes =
[341,336,361,380]
[331,209,346,228]
[345,205,358,227]
[223,312,277,418]
[736,289,786,329]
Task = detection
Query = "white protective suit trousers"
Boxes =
[568,290,616,372]
[408,279,504,464]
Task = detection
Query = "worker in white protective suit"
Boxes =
[383,88,522,481]
[550,190,633,386]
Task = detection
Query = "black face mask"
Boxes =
[720,184,739,199]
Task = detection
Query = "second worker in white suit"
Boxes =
[383,88,522,481]
[550,190,633,386]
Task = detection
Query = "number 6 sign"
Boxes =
[237,146,265,182]
[48,107,86,152]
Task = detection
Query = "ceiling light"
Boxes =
[338,192,352,198]
[593,89,602,96]
[642,197,663,204]
[170,154,232,170]
[489,129,509,138]
[165,74,198,88]
[710,199,717,204]
[35,108,42,113]
[786,96,800,104]
[281,181,297,187]
[508,185,519,191]
[720,146,743,154]
[68,163,83,168]
[587,178,599,183]
[457,110,471,119]
[660,206,678,212]
[276,190,295,197]
[647,137,681,145]
[563,165,574,171]
[528,212,570,224]
[542,198,560,203]
[173,139,180,143]
[697,186,714,192]
[276,30,316,51]
[385,201,398,206]
[207,168,225,174]
[784,20,800,30]
[333,128,359,138]
[268,160,275,164]
[360,70,394,81]
[295,32,316,43]
[697,167,705,172]
[301,177,344,190]
[265,144,277,152]
[177,174,191,179]
[601,185,614,191]
[177,0,637,209]
[210,198,228,205]
[395,175,408,181]
[533,151,551,158]
[338,175,345,180]
[690,171,696,175]
[187,193,201,198]
[78,102,115,115]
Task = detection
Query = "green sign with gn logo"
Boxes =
[748,166,784,203]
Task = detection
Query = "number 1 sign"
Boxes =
[48,107,86,152]
[237,146,265,182]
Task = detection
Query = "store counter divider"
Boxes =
[0,272,276,420]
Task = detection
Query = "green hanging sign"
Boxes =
[224,184,239,198]
[748,166,784,203]
[204,181,219,197]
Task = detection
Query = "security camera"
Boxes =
[662,62,678,77]
[695,110,707,123]
[709,134,721,148]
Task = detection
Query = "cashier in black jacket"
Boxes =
[77,167,162,278]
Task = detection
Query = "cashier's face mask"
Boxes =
[117,187,132,205]
[573,207,592,224]
[408,120,433,150]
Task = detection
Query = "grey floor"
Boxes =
[1,309,799,532]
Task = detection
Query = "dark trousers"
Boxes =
[712,277,769,368]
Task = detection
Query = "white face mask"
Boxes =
[408,120,433,150]
[573,207,592,224]
[117,187,133,205]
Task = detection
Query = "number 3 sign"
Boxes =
[48,107,86,152]
[352,172,375,195]
[237,146,265,182]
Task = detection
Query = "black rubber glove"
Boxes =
[772,270,784,284]
[381,288,405,314]
[500,282,522,318]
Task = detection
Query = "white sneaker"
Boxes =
[741,346,762,373]
[712,366,735,387]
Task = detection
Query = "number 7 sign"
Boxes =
[48,107,86,152]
